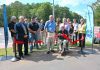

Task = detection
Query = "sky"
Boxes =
[0,0,97,18]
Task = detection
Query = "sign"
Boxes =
[86,6,94,44]
[3,4,8,48]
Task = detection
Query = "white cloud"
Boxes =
[55,0,96,18]
[55,0,96,7]
[56,0,83,7]
[0,0,16,5]
[6,0,16,5]
[75,10,87,18]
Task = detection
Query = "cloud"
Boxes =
[55,0,96,7]
[6,0,16,5]
[56,0,83,7]
[75,10,87,18]
[55,0,96,18]
[0,0,16,5]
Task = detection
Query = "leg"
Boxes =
[12,37,17,57]
[46,37,51,54]
[24,38,28,55]
[61,40,67,56]
[29,33,34,52]
[62,40,67,52]
[46,38,50,51]
[58,39,63,51]
[75,32,78,45]
[82,34,86,49]
[17,44,23,58]
[34,34,39,49]
[51,37,55,50]
[79,33,82,47]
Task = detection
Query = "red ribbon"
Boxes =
[14,34,84,45]
[14,37,44,44]
[14,37,24,44]
[55,34,84,45]
[35,40,44,44]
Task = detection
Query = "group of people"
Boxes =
[8,15,86,61]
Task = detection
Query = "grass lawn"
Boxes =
[0,43,96,57]
[0,45,47,56]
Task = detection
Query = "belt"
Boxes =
[48,31,54,33]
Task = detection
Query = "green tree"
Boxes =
[0,1,82,27]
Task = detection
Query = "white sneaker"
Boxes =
[11,57,18,62]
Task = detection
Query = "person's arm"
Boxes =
[28,24,36,34]
[36,23,40,31]
[8,23,15,33]
[65,30,68,35]
[14,24,17,35]
[58,30,62,36]
[44,21,48,31]
[28,28,36,34]
[44,21,48,37]
[82,24,86,33]
[77,24,80,34]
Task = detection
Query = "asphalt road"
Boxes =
[0,47,100,70]
[0,27,12,48]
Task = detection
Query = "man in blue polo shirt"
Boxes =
[44,15,56,54]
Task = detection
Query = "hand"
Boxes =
[31,31,36,34]
[81,35,84,40]
[24,35,28,38]
[58,34,62,36]
[10,29,15,33]
[33,31,36,33]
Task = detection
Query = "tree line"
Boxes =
[93,1,100,26]
[0,1,83,27]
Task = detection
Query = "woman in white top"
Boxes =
[73,18,78,45]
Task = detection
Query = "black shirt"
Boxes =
[8,21,16,37]
[41,23,45,31]
[29,22,39,31]
[58,30,68,40]
[69,28,74,34]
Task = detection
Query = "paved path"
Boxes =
[0,47,100,70]
[0,27,12,48]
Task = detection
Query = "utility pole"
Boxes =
[53,0,55,19]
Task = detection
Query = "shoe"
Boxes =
[11,57,19,62]
[17,56,24,60]
[77,46,81,47]
[47,51,50,54]
[61,51,66,56]
[51,50,55,53]
[16,56,21,60]
[58,50,62,54]
[78,50,86,54]
[24,54,30,56]
[21,56,24,60]
[30,51,33,53]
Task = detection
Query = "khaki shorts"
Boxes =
[47,32,55,38]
